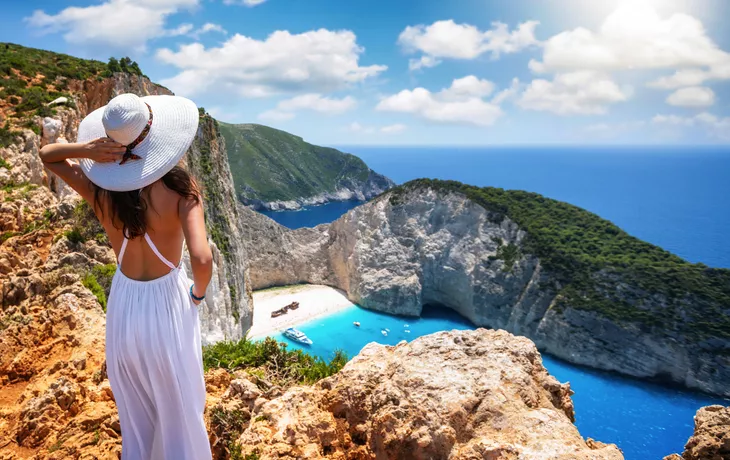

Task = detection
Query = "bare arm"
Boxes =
[180,194,213,305]
[39,139,126,205]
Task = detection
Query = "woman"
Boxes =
[40,93,214,460]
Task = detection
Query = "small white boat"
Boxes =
[404,330,411,333]
[283,327,313,345]
[353,322,360,327]
[385,328,390,333]
[404,324,409,327]
[381,329,388,336]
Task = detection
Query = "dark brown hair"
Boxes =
[93,166,200,239]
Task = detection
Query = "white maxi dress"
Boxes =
[105,233,212,460]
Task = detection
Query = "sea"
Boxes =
[258,146,730,460]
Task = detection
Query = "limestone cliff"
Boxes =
[241,181,730,397]
[183,112,254,340]
[664,405,730,460]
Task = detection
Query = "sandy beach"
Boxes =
[248,284,355,339]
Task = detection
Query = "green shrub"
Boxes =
[68,200,106,245]
[0,157,10,169]
[82,264,117,312]
[64,229,85,244]
[0,122,20,148]
[0,231,18,244]
[202,336,348,384]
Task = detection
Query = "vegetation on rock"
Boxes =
[202,336,348,385]
[0,43,146,134]
[219,122,379,203]
[388,179,730,340]
[82,264,117,312]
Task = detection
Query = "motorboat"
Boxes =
[381,329,388,336]
[283,327,313,345]
[353,322,360,327]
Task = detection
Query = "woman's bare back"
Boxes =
[102,180,185,281]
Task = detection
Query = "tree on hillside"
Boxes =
[107,57,121,73]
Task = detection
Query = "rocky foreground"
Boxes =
[224,329,623,459]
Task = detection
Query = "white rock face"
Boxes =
[183,115,254,343]
[241,186,730,397]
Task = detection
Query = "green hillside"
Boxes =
[389,179,730,341]
[0,43,146,146]
[219,122,392,204]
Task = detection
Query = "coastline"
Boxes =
[248,284,355,340]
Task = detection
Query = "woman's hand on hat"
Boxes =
[84,137,127,163]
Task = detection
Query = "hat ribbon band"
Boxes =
[112,102,153,166]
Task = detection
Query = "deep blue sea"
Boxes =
[257,146,730,459]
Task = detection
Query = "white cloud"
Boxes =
[380,124,407,134]
[530,5,729,74]
[408,56,441,71]
[189,23,227,39]
[259,94,356,121]
[665,86,715,107]
[398,20,540,69]
[167,23,194,36]
[491,78,521,105]
[518,71,629,115]
[224,0,267,6]
[157,30,386,98]
[653,112,730,139]
[347,122,407,135]
[376,76,505,127]
[648,62,730,89]
[26,0,198,51]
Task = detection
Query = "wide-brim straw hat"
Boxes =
[77,93,198,192]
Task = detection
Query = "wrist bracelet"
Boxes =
[190,284,205,301]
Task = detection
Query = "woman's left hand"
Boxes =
[84,137,127,163]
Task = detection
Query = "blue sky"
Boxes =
[2,0,730,145]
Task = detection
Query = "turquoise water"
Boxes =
[268,304,727,460]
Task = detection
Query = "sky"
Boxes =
[2,0,730,146]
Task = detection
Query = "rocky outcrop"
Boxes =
[240,185,730,397]
[0,196,122,459]
[222,329,622,459]
[664,405,730,460]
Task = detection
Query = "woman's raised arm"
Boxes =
[39,138,125,204]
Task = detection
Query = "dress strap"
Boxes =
[143,233,178,270]
[117,236,128,266]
